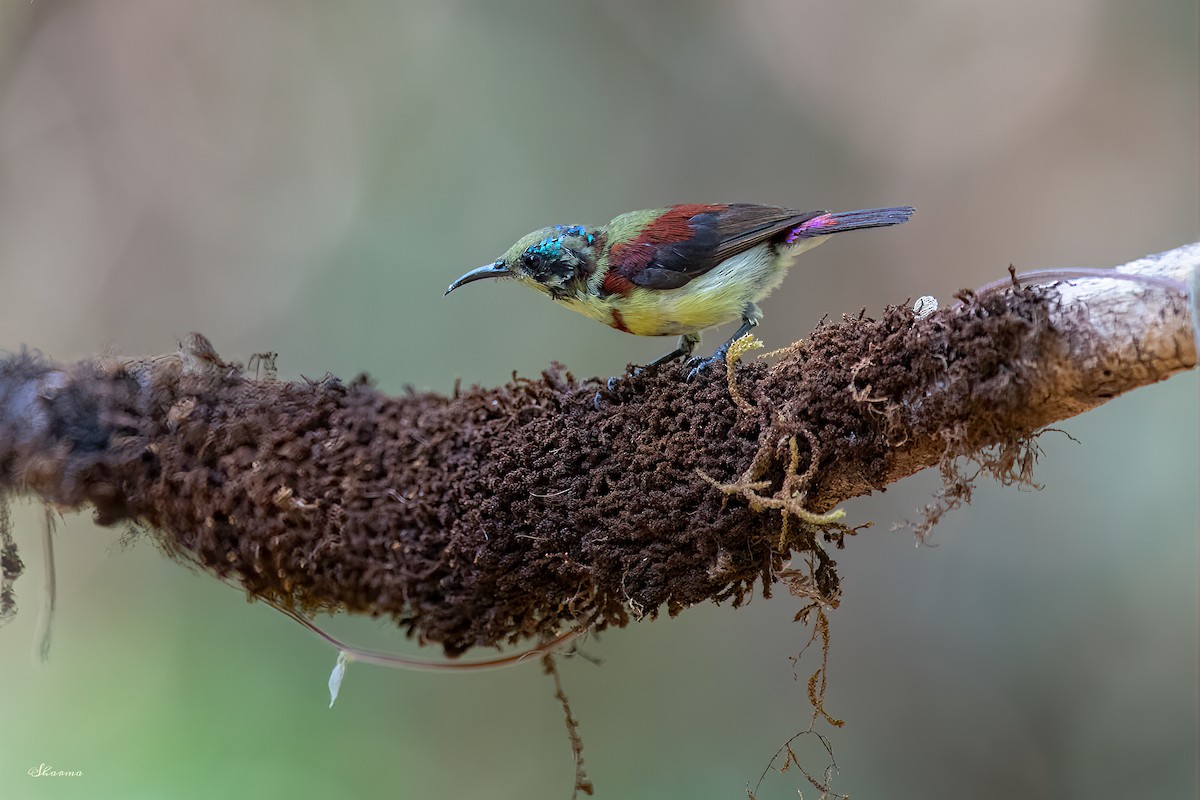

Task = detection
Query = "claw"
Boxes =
[598,372,628,408]
[686,354,725,381]
[604,365,646,394]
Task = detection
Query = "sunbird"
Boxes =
[446,204,914,372]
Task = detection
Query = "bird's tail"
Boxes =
[786,206,914,243]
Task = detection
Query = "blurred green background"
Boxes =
[0,1,1195,798]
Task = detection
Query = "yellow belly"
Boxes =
[559,238,826,336]
[620,285,747,335]
[557,281,745,335]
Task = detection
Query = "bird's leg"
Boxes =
[596,333,702,407]
[646,333,701,370]
[686,303,761,380]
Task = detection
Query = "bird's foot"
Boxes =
[685,351,727,381]
[609,365,647,388]
[593,366,646,409]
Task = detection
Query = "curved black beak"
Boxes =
[445,260,510,296]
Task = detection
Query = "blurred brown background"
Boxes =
[0,2,1195,798]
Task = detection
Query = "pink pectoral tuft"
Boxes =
[785,214,834,243]
[786,206,914,243]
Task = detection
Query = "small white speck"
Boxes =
[913,296,938,319]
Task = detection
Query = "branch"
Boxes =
[0,244,1195,655]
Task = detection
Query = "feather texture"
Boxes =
[605,204,825,292]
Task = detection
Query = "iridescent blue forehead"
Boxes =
[554,225,592,241]
[524,226,595,259]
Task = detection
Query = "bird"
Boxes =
[445,204,914,375]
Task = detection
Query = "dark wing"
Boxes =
[623,204,824,290]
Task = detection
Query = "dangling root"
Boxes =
[698,433,846,556]
[724,333,765,416]
[704,334,847,552]
[698,466,846,527]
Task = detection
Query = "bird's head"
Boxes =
[446,224,598,301]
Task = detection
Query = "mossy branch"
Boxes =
[0,244,1195,655]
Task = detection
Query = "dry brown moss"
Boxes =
[0,288,1071,655]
